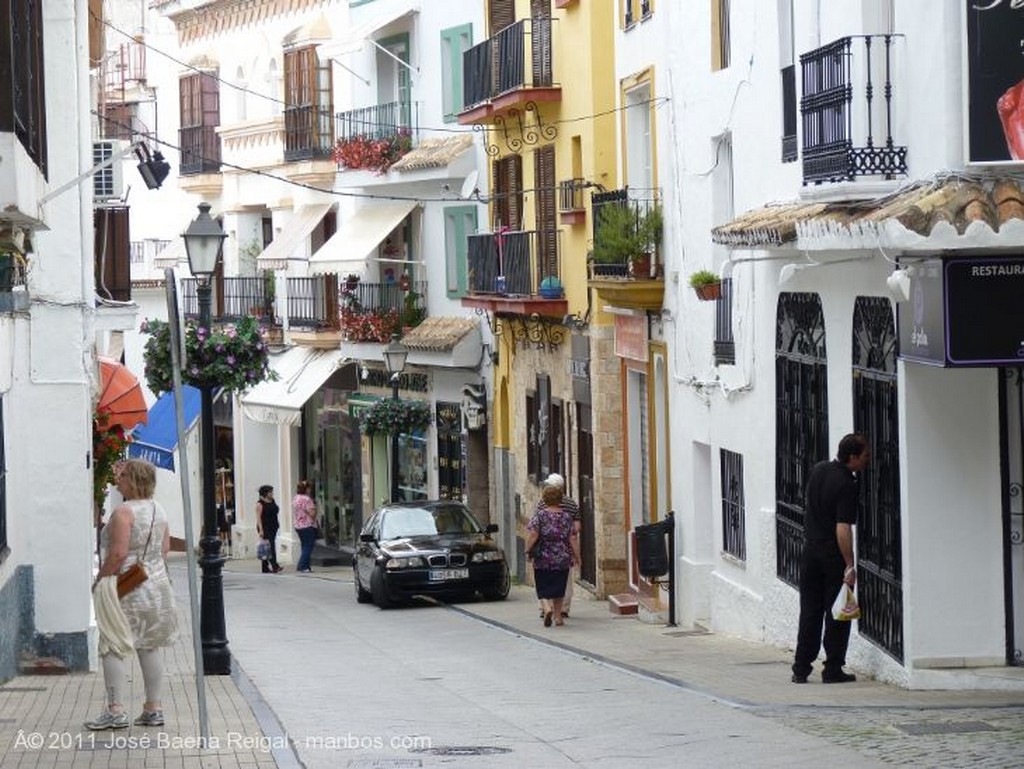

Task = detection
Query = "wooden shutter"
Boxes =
[200,72,219,130]
[179,74,198,127]
[492,155,523,230]
[530,0,552,87]
[94,207,131,302]
[489,0,516,35]
[534,145,557,277]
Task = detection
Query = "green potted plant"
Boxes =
[689,269,723,301]
[591,201,663,278]
[358,398,432,436]
[630,203,663,278]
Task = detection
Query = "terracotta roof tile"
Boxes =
[711,175,1024,247]
[392,135,473,172]
[401,316,479,351]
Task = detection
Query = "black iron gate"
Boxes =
[436,402,464,501]
[775,293,829,588]
[999,369,1024,665]
[577,403,596,585]
[852,296,903,662]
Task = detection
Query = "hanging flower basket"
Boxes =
[358,398,432,436]
[141,314,277,396]
[93,410,132,509]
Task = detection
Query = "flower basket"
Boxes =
[341,308,401,343]
[141,314,277,396]
[358,398,432,436]
[93,411,131,509]
[332,130,413,175]
[693,282,722,301]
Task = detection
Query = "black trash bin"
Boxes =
[634,521,669,579]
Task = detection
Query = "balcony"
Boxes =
[179,124,221,175]
[100,39,147,101]
[461,229,567,318]
[587,189,665,311]
[458,17,560,124]
[800,34,907,185]
[340,279,427,343]
[181,275,341,334]
[335,101,418,144]
[558,178,587,225]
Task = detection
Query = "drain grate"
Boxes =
[663,629,710,637]
[895,720,999,736]
[347,760,422,769]
[411,746,512,757]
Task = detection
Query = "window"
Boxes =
[102,102,137,141]
[441,24,473,122]
[179,72,221,174]
[0,0,47,177]
[492,154,523,230]
[526,374,558,483]
[283,46,333,161]
[711,0,731,71]
[444,205,478,298]
[720,449,746,560]
[714,278,735,365]
[779,0,797,162]
[235,66,247,122]
[625,81,653,194]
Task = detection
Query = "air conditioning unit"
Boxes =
[92,140,126,202]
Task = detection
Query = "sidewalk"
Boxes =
[0,560,279,769]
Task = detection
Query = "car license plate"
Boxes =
[429,568,469,582]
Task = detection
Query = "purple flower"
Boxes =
[227,355,236,365]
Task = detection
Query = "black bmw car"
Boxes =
[353,501,510,608]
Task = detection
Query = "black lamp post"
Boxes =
[182,202,230,675]
[382,333,409,503]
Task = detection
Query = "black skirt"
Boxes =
[534,568,569,600]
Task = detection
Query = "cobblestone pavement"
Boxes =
[761,705,1024,768]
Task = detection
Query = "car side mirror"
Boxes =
[486,523,499,534]
[359,532,375,543]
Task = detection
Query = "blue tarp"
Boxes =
[128,386,202,470]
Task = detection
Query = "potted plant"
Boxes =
[358,398,432,436]
[689,269,723,301]
[539,275,564,299]
[591,201,663,278]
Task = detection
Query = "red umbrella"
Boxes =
[96,357,148,431]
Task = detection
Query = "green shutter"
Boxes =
[440,24,472,122]
[444,205,478,299]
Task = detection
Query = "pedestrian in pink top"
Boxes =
[292,480,319,572]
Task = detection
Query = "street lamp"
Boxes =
[182,202,230,675]
[382,333,409,503]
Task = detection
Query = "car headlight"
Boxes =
[385,556,425,569]
[471,551,505,563]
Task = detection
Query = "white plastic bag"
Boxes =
[832,583,861,621]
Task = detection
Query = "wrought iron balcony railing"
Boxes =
[461,16,556,111]
[335,101,418,143]
[102,39,147,98]
[466,230,560,297]
[800,34,907,185]
[179,124,221,175]
[558,178,586,213]
[284,106,335,161]
[181,275,341,330]
[340,279,428,343]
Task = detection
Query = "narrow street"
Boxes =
[219,565,884,769]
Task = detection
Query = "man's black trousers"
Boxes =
[792,539,851,678]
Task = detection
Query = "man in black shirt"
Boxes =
[791,434,870,684]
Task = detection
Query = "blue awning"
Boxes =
[128,386,202,470]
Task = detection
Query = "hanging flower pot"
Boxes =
[358,398,433,436]
[689,270,722,301]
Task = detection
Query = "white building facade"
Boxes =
[664,0,1024,688]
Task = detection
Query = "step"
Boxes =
[19,657,69,676]
[607,593,639,615]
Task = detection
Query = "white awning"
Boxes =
[256,203,334,271]
[318,2,419,59]
[308,201,419,275]
[240,347,348,425]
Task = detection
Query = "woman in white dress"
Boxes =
[86,459,178,730]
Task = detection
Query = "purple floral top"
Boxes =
[527,507,574,570]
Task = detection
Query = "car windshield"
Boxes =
[380,505,481,540]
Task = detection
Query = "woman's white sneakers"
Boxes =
[84,710,129,730]
[133,709,165,726]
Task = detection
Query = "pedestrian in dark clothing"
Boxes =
[792,433,870,684]
[255,485,282,574]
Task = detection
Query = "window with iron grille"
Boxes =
[0,0,47,178]
[720,448,745,560]
[852,295,903,662]
[283,46,333,161]
[714,277,735,365]
[178,72,220,174]
[774,292,829,588]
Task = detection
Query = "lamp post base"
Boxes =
[199,534,231,675]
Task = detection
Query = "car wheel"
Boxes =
[370,566,393,609]
[481,564,511,601]
[354,569,372,604]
